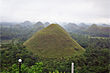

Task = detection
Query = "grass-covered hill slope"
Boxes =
[24,24,85,57]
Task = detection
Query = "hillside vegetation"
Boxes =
[24,24,85,57]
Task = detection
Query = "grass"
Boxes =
[24,24,85,58]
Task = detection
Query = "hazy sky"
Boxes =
[0,0,110,23]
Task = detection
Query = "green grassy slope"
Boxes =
[24,24,85,58]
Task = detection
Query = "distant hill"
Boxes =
[15,21,33,29]
[87,24,99,32]
[32,21,45,32]
[87,24,110,37]
[100,24,110,27]
[78,23,89,29]
[0,21,44,41]
[63,23,79,32]
[21,21,33,26]
[34,21,44,26]
[44,22,50,27]
[24,24,85,58]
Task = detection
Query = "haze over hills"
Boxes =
[32,21,45,31]
[1,21,110,42]
[78,23,89,29]
[86,24,110,37]
[24,24,85,58]
[21,21,32,25]
[63,23,79,32]
[44,22,50,27]
[0,21,110,27]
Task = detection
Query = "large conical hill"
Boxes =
[24,24,85,57]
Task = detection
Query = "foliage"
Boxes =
[0,42,37,72]
[79,48,110,73]
[28,62,43,73]
[0,24,110,73]
[70,33,110,49]
[1,62,43,73]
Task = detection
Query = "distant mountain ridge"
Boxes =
[86,24,110,37]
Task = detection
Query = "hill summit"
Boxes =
[24,24,85,57]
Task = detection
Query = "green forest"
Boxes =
[0,23,110,73]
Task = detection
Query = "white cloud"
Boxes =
[0,0,110,23]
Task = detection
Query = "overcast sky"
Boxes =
[0,0,110,23]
